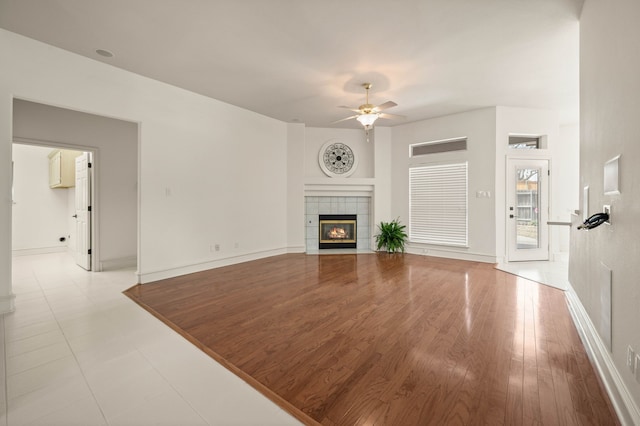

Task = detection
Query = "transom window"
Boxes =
[509,135,540,149]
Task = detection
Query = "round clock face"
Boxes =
[319,141,358,177]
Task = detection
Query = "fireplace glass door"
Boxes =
[319,214,357,249]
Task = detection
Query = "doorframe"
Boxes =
[12,137,100,270]
[504,151,552,262]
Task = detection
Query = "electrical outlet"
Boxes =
[627,346,635,371]
[603,205,611,224]
[636,354,640,383]
[215,244,220,252]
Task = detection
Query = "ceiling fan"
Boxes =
[334,83,405,137]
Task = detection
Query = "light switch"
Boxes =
[475,191,492,198]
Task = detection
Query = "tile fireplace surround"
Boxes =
[305,196,371,252]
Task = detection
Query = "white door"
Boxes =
[506,158,549,261]
[74,152,91,270]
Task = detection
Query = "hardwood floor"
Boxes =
[124,253,619,425]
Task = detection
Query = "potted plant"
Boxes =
[374,218,408,253]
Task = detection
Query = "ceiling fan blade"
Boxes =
[379,112,406,121]
[332,115,359,124]
[374,101,398,111]
[338,105,362,113]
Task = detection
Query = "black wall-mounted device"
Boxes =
[577,212,609,230]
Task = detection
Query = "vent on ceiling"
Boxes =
[411,137,467,157]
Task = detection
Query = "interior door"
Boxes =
[506,158,549,261]
[74,152,91,270]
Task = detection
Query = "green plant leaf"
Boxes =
[374,218,408,253]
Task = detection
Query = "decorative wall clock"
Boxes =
[319,140,358,178]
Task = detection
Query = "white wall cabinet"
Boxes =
[48,149,81,188]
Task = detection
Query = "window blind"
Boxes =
[409,162,468,247]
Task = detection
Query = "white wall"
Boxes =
[66,187,77,253]
[494,106,562,262]
[553,123,580,255]
[569,0,640,420]
[388,106,569,264]
[0,29,290,294]
[11,144,70,253]
[0,72,13,312]
[13,99,138,269]
[391,108,498,263]
[287,123,306,252]
[372,127,392,228]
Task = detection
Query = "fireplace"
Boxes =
[319,214,357,249]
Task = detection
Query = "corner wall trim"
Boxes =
[565,283,640,426]
[0,294,16,314]
[287,245,306,254]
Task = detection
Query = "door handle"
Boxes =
[72,214,78,218]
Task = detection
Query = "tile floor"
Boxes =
[495,258,570,291]
[3,252,300,426]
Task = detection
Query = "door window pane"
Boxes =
[516,168,540,249]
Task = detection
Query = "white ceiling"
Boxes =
[0,0,583,128]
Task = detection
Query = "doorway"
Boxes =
[11,98,138,274]
[506,158,549,261]
[11,143,94,270]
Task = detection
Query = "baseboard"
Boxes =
[405,246,497,264]
[287,245,306,254]
[99,256,137,271]
[137,247,289,283]
[565,283,640,426]
[12,246,67,256]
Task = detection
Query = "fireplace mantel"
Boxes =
[304,177,375,197]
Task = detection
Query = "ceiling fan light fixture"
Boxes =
[357,113,379,127]
[333,82,403,136]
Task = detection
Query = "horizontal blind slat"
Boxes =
[409,162,468,247]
